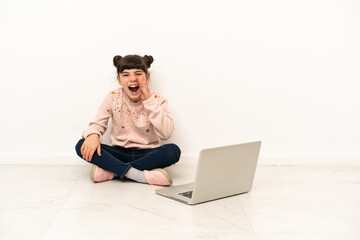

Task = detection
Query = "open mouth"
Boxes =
[128,84,139,94]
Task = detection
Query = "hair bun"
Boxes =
[143,55,154,68]
[113,55,122,68]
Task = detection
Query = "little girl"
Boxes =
[75,54,181,186]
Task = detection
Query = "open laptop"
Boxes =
[155,141,261,205]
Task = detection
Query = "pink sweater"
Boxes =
[82,88,174,149]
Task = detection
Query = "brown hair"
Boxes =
[113,54,154,75]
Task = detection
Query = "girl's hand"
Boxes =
[139,76,152,101]
[80,134,101,161]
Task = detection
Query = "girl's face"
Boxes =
[117,69,150,102]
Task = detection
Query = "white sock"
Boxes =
[127,167,147,183]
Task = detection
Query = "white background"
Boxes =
[0,0,359,164]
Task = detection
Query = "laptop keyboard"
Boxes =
[179,191,193,198]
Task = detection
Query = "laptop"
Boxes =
[155,141,261,205]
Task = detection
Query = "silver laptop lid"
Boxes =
[190,141,261,204]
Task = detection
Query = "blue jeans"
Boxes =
[75,139,181,179]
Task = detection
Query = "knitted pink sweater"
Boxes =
[82,88,174,149]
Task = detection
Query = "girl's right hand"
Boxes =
[80,134,102,161]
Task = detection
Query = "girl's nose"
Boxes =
[129,74,137,81]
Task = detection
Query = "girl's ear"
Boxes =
[146,73,150,81]
[117,75,122,86]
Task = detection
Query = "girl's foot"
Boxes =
[90,165,115,183]
[144,168,173,186]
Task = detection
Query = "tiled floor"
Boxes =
[1,162,359,240]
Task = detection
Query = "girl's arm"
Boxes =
[143,93,174,140]
[82,92,113,141]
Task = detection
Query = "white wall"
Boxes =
[1,0,359,164]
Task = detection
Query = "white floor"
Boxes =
[1,162,359,240]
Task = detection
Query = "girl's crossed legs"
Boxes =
[75,139,181,183]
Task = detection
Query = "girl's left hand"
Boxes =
[139,77,152,101]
